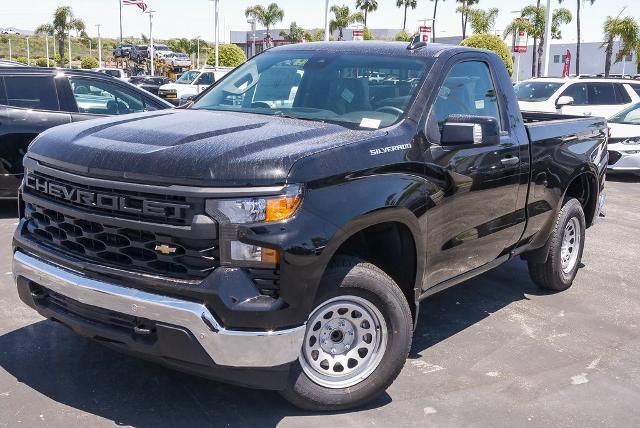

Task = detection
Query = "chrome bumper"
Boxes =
[12,251,305,368]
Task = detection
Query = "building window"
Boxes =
[626,53,633,62]
[554,55,560,63]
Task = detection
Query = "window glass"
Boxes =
[192,51,431,129]
[196,72,215,86]
[586,82,618,105]
[561,83,587,105]
[432,61,502,129]
[4,76,59,111]
[515,81,563,102]
[609,103,640,124]
[69,77,145,115]
[628,84,640,97]
[614,84,631,103]
[100,70,121,78]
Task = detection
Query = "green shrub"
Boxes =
[207,44,246,68]
[35,57,49,67]
[15,56,28,64]
[394,31,412,42]
[460,34,513,76]
[80,56,99,69]
[363,27,374,41]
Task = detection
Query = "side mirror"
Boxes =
[556,95,575,108]
[440,115,500,146]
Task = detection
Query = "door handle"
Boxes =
[501,156,520,166]
[583,112,592,116]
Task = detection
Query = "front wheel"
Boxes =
[280,258,412,411]
[528,198,586,291]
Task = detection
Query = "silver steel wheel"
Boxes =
[299,295,388,389]
[561,217,581,274]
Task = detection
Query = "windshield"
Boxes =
[609,103,640,124]
[515,81,563,102]
[192,50,432,129]
[177,70,200,84]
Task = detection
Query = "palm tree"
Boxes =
[396,0,418,32]
[280,22,306,43]
[602,15,639,77]
[429,0,446,42]
[504,5,572,77]
[355,0,378,27]
[558,0,595,76]
[329,5,364,40]
[456,0,479,39]
[245,3,285,41]
[468,8,499,34]
[35,6,85,67]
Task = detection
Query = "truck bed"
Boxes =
[522,111,608,144]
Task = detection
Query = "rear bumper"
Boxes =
[12,251,305,382]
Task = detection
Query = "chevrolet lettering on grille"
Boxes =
[25,173,190,221]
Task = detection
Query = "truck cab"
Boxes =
[157,67,232,105]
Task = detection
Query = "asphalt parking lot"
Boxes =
[1,176,639,427]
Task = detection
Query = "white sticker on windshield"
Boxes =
[341,88,355,104]
[360,118,381,129]
[475,100,485,109]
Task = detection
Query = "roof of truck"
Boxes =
[270,41,460,58]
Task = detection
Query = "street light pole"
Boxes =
[542,0,552,77]
[68,16,72,68]
[45,34,50,67]
[8,39,11,61]
[96,24,102,67]
[197,36,200,68]
[26,37,30,65]
[147,10,156,76]
[324,0,330,41]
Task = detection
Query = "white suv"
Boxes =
[515,77,640,117]
[157,67,232,105]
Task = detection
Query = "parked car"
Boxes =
[130,76,172,95]
[158,67,231,105]
[1,29,20,35]
[152,44,173,60]
[515,77,640,117]
[607,102,640,175]
[0,59,27,67]
[93,67,128,80]
[129,45,149,63]
[0,67,172,198]
[113,43,134,58]
[166,52,192,68]
[12,41,607,410]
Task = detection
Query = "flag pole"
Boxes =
[119,0,123,42]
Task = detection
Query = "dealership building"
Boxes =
[230,28,636,80]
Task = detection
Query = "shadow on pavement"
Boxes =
[0,258,547,426]
[607,174,640,183]
[0,200,17,220]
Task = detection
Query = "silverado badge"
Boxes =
[155,244,177,255]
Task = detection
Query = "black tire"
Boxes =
[280,257,412,411]
[528,198,586,291]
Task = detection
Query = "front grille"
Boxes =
[25,170,201,226]
[608,150,622,165]
[25,203,219,279]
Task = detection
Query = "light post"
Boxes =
[8,39,11,61]
[324,0,330,41]
[68,16,72,68]
[196,36,201,68]
[96,24,102,67]
[26,37,30,65]
[542,0,552,77]
[247,18,256,58]
[208,0,220,68]
[45,34,50,67]
[146,9,156,76]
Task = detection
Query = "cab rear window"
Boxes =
[4,75,59,111]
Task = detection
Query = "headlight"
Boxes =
[206,185,303,267]
[206,184,303,225]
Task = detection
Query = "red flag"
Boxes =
[562,49,572,77]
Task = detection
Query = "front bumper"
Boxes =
[607,149,640,173]
[12,251,305,370]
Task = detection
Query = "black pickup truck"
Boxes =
[12,41,607,411]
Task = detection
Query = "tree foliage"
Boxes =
[35,6,85,67]
[80,55,98,69]
[208,44,247,68]
[602,15,639,77]
[330,5,364,40]
[280,22,306,43]
[396,0,417,32]
[460,33,513,75]
[468,8,499,34]
[245,3,285,38]
[394,30,413,42]
[355,0,378,27]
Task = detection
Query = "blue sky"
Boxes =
[0,0,637,43]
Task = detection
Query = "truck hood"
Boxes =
[27,109,373,187]
[158,83,192,92]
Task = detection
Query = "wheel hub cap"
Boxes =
[560,217,581,274]
[300,295,388,389]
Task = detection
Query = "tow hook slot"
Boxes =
[133,320,155,335]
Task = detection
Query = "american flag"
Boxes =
[122,0,148,12]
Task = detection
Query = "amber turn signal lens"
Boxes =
[261,247,279,265]
[266,193,302,222]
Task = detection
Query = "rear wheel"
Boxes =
[528,198,586,291]
[281,258,412,411]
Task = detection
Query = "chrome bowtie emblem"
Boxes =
[155,244,177,255]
